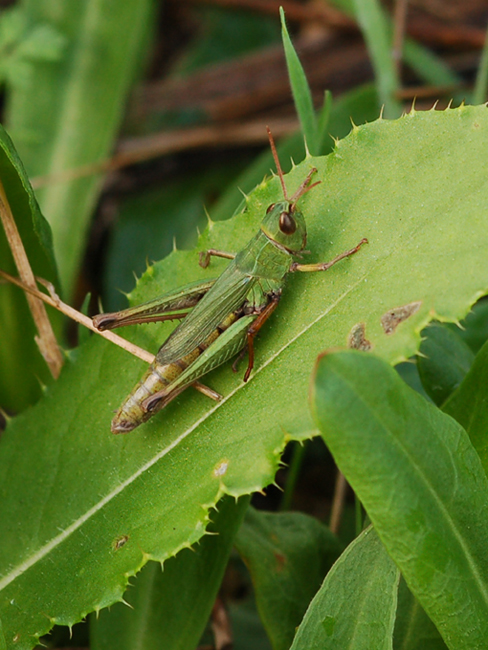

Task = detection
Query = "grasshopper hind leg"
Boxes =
[141,313,258,414]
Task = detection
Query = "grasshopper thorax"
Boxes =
[260,200,307,253]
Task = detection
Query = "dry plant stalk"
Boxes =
[0,184,63,378]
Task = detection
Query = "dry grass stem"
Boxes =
[0,186,63,378]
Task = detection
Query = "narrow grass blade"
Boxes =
[473,25,488,104]
[352,0,402,118]
[280,7,318,152]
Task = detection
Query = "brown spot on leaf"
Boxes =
[113,535,129,551]
[381,301,421,335]
[274,551,286,572]
[348,323,373,351]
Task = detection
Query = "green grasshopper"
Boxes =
[93,130,367,433]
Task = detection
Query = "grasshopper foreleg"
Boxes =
[290,238,368,273]
[199,249,235,269]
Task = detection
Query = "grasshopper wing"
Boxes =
[155,261,255,365]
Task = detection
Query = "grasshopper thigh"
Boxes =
[93,278,217,330]
[142,314,257,413]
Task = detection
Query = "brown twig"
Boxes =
[392,0,409,78]
[211,596,233,650]
[30,118,299,189]
[0,269,155,365]
[0,269,218,399]
[184,0,355,30]
[0,185,63,378]
[395,83,460,100]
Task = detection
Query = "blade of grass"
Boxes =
[352,0,402,118]
[473,25,488,104]
[316,90,333,155]
[280,7,318,152]
[330,0,463,105]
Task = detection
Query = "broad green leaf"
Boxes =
[417,323,474,406]
[0,122,59,412]
[452,298,488,353]
[235,507,342,650]
[443,338,488,473]
[2,105,488,649]
[394,579,447,650]
[90,495,249,650]
[311,350,488,649]
[5,0,155,299]
[0,620,6,650]
[290,526,399,650]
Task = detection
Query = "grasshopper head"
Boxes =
[261,200,307,253]
[262,127,319,254]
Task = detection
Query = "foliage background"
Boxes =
[1,1,488,649]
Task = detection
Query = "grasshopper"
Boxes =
[93,130,367,433]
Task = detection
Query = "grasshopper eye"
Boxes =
[266,203,276,214]
[279,211,296,235]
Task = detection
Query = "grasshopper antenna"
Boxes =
[266,126,288,200]
[266,126,319,206]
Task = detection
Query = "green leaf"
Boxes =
[311,350,488,649]
[394,579,448,650]
[452,298,488,353]
[0,122,60,412]
[235,508,342,650]
[2,105,488,648]
[443,338,488,473]
[90,495,249,650]
[417,323,474,406]
[5,0,155,299]
[290,526,399,650]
